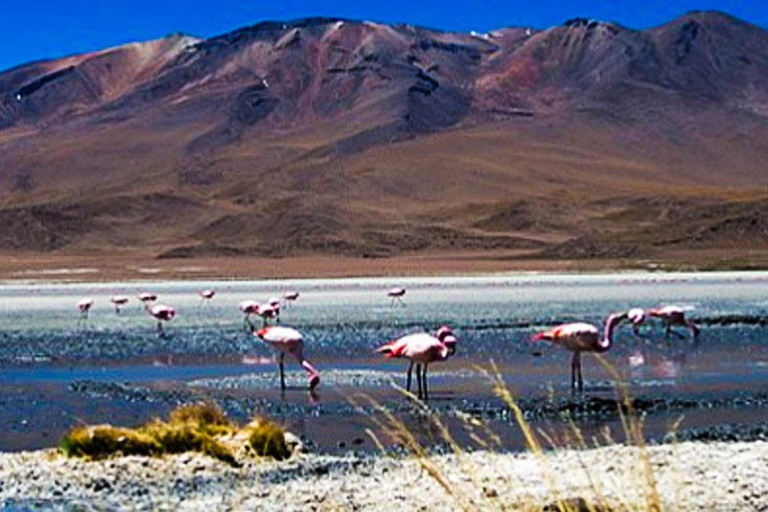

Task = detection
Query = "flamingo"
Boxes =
[255,326,320,391]
[387,287,406,306]
[77,298,94,321]
[283,291,299,306]
[376,326,458,400]
[268,297,281,323]
[199,289,215,304]
[627,308,646,336]
[648,306,699,340]
[146,303,175,337]
[239,300,260,330]
[138,292,157,309]
[532,312,627,394]
[110,296,129,314]
[257,303,278,326]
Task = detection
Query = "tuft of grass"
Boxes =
[247,418,291,460]
[167,402,235,436]
[140,420,237,466]
[60,425,162,459]
[60,404,292,466]
[169,402,231,428]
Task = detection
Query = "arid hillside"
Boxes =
[2,12,768,272]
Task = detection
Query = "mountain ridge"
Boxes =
[1,11,768,267]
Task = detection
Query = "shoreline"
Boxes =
[1,250,768,283]
[1,440,766,510]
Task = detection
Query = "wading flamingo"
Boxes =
[648,306,699,340]
[257,303,278,327]
[532,312,627,394]
[110,296,129,314]
[627,308,646,336]
[146,303,175,337]
[268,297,281,323]
[376,326,458,400]
[283,291,299,306]
[239,300,260,330]
[255,326,320,392]
[138,292,157,310]
[199,289,215,304]
[77,298,94,321]
[388,287,406,306]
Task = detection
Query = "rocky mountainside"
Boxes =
[1,12,768,262]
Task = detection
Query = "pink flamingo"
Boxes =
[268,297,281,323]
[255,326,320,391]
[146,303,175,337]
[77,298,94,321]
[256,303,278,327]
[376,326,458,400]
[110,296,129,314]
[239,300,260,330]
[532,313,627,393]
[138,292,157,310]
[199,289,215,304]
[387,287,406,306]
[627,308,646,336]
[648,306,699,339]
[283,291,299,306]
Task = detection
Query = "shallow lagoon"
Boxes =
[1,272,767,452]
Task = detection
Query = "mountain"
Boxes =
[2,12,768,268]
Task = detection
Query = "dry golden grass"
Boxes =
[246,418,292,460]
[59,403,288,466]
[349,360,674,512]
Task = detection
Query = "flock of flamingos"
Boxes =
[73,286,700,400]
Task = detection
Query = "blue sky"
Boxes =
[1,1,764,71]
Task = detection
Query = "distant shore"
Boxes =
[1,441,766,511]
[0,249,767,283]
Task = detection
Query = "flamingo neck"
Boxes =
[599,313,626,352]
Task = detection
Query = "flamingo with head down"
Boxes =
[199,289,215,304]
[648,306,699,340]
[387,287,406,306]
[146,303,175,337]
[110,296,129,314]
[532,312,628,394]
[77,298,94,321]
[255,326,320,392]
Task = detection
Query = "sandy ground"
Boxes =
[1,441,766,511]
[1,249,763,282]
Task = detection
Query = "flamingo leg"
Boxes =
[406,361,414,392]
[157,321,164,337]
[423,363,429,401]
[570,351,578,394]
[279,353,286,391]
[415,364,423,399]
[577,353,584,393]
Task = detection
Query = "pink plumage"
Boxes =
[256,326,320,391]
[532,313,626,393]
[377,326,457,400]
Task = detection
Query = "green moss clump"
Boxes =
[60,425,162,459]
[248,418,291,460]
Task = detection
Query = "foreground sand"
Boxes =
[1,441,766,511]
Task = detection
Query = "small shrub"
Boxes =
[248,418,291,460]
[60,425,162,459]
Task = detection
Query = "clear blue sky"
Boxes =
[1,0,764,71]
